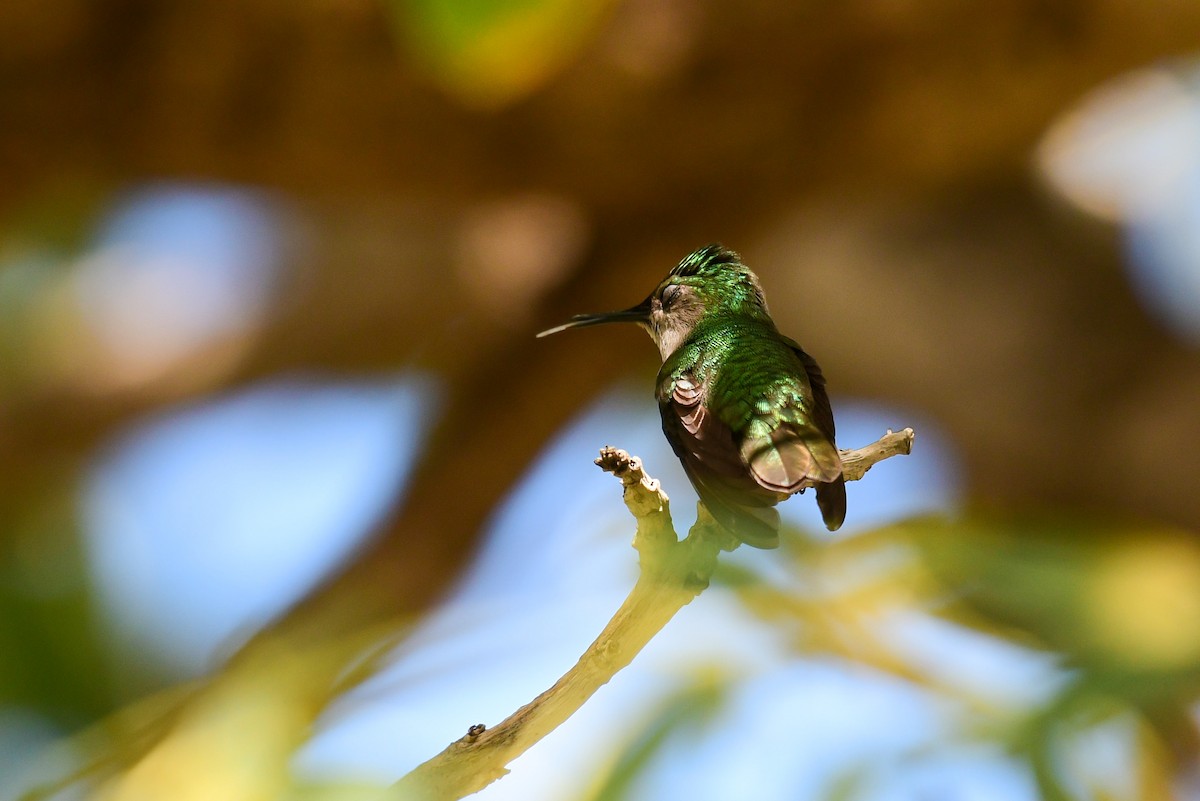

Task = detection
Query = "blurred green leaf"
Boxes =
[820,763,874,801]
[0,486,116,724]
[576,671,730,801]
[899,514,1200,679]
[389,0,615,108]
[1,178,109,254]
[282,779,390,801]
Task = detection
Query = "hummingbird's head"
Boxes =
[537,244,770,360]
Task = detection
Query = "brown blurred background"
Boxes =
[3,1,1200,799]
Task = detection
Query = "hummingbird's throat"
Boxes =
[647,297,706,361]
[649,322,689,361]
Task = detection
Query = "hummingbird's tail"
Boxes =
[816,476,846,532]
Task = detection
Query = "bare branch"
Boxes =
[389,429,915,801]
[840,428,915,482]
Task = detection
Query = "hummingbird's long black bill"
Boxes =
[536,300,650,338]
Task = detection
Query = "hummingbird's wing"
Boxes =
[780,337,836,441]
[658,372,783,549]
[737,384,842,495]
[779,337,846,531]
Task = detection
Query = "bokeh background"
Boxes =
[3,1,1200,799]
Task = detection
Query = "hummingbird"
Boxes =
[538,244,845,548]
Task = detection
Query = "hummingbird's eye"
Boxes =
[661,284,682,308]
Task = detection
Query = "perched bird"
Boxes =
[539,244,845,548]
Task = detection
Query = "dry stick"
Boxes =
[390,428,916,801]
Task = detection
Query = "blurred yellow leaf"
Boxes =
[1086,537,1200,671]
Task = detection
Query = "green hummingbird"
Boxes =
[539,244,845,548]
